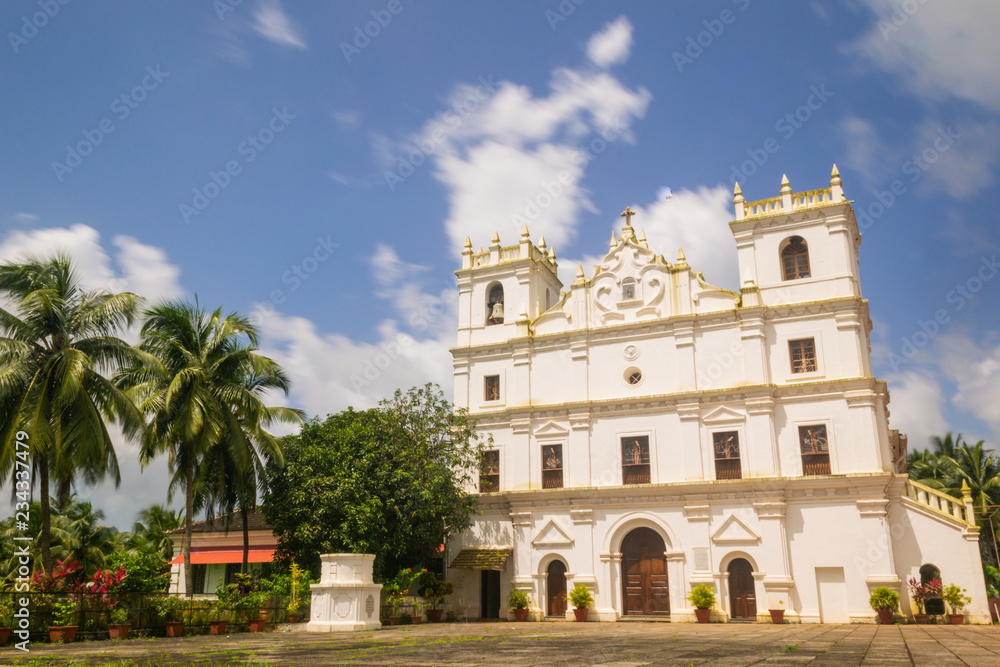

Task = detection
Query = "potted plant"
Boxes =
[287,596,302,624]
[0,596,14,645]
[208,600,232,635]
[908,576,941,623]
[568,583,593,622]
[869,586,900,625]
[155,596,186,637]
[768,600,786,624]
[417,570,453,622]
[508,589,532,622]
[49,598,79,643]
[687,584,715,623]
[108,606,131,640]
[942,584,971,625]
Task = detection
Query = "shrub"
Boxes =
[507,589,531,610]
[686,584,715,610]
[110,607,130,624]
[941,584,971,614]
[417,570,454,611]
[52,599,79,626]
[153,596,186,623]
[567,583,593,610]
[869,586,900,611]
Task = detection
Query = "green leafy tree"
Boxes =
[116,300,301,596]
[131,504,184,560]
[263,384,484,581]
[106,550,170,593]
[0,255,145,572]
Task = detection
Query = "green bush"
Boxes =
[567,583,593,610]
[942,584,971,614]
[153,596,186,623]
[52,599,78,626]
[686,584,715,610]
[507,589,531,610]
[868,586,900,611]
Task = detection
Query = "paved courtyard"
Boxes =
[3,621,1000,666]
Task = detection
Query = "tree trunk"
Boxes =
[241,504,249,575]
[184,456,194,598]
[38,454,54,573]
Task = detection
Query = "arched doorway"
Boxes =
[727,558,756,620]
[547,560,567,617]
[621,527,669,616]
[920,563,945,615]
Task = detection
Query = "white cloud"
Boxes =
[586,16,633,68]
[411,20,651,256]
[251,0,307,50]
[937,333,1000,442]
[911,120,999,199]
[849,0,1000,111]
[884,369,948,452]
[838,116,892,187]
[332,109,361,129]
[12,212,38,224]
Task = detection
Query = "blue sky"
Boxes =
[2,0,999,528]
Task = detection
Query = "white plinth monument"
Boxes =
[306,553,383,631]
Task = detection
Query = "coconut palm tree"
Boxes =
[0,255,144,572]
[117,300,301,596]
[131,504,185,560]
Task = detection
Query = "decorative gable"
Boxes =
[531,519,575,547]
[534,421,570,437]
[711,513,761,544]
[702,406,745,425]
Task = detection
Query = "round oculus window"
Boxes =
[624,366,643,386]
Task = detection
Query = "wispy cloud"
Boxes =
[586,16,633,69]
[12,212,39,224]
[251,0,307,50]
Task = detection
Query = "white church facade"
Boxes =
[445,168,990,623]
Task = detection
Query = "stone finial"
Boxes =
[677,246,686,263]
[733,181,744,204]
[478,245,484,254]
[830,163,845,202]
[520,224,530,240]
[780,174,791,194]
[576,262,585,280]
[538,235,547,252]
[830,164,841,186]
[463,237,472,251]
[638,227,647,246]
[490,230,501,247]
[548,247,556,261]
[609,231,618,250]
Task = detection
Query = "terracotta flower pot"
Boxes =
[574,608,589,622]
[388,616,401,626]
[249,619,266,632]
[914,614,928,624]
[209,620,228,635]
[513,608,529,622]
[948,613,964,625]
[108,623,131,640]
[426,609,443,622]
[0,627,11,645]
[411,615,422,624]
[288,613,301,624]
[769,609,785,624]
[165,621,185,637]
[694,609,710,623]
[877,609,894,625]
[49,626,78,643]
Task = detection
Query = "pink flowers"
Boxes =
[908,576,942,614]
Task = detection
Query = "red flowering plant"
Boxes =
[383,568,417,617]
[908,575,942,614]
[31,559,82,593]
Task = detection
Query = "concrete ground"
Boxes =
[3,621,1000,666]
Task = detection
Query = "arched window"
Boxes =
[486,283,504,325]
[781,236,810,280]
[622,277,636,301]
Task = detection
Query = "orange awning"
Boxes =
[168,549,275,565]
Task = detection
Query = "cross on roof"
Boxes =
[620,206,636,228]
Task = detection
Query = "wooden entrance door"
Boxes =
[728,558,756,619]
[547,560,567,617]
[621,528,669,616]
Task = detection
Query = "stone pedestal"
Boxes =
[306,554,383,632]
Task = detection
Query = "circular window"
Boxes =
[624,366,643,386]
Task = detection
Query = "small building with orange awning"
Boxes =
[165,507,277,597]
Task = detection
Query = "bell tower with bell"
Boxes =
[454,226,562,411]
